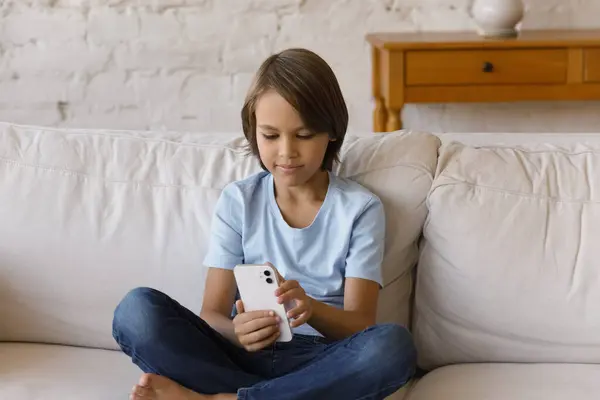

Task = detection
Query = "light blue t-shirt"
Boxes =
[203,170,385,336]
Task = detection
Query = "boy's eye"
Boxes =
[260,132,315,140]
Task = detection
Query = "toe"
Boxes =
[138,373,156,387]
[131,384,154,399]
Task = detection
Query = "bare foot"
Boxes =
[130,373,234,400]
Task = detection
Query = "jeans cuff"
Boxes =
[237,388,247,400]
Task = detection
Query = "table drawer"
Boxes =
[584,48,600,82]
[405,49,568,86]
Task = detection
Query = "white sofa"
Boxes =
[1,121,599,399]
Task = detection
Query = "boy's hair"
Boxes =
[241,48,349,171]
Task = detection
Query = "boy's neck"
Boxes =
[274,169,330,203]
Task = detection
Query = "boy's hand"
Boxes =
[275,278,313,328]
[233,300,280,352]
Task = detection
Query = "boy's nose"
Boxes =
[279,137,298,158]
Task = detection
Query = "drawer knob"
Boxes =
[482,62,494,73]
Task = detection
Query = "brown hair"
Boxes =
[241,48,349,171]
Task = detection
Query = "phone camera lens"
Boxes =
[266,278,273,284]
[264,270,271,276]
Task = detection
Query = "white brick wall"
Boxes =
[1,0,599,133]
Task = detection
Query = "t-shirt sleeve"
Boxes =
[344,196,385,287]
[203,184,244,270]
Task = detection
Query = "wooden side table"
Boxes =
[366,30,600,132]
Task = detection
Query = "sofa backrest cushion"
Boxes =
[0,122,439,349]
[414,138,600,370]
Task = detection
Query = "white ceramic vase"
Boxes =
[470,0,525,38]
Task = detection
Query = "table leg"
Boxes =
[374,98,388,132]
[386,107,402,131]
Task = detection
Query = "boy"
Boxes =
[113,48,417,400]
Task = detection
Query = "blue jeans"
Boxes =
[112,287,417,400]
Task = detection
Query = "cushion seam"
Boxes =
[340,163,435,182]
[431,179,600,205]
[0,157,224,190]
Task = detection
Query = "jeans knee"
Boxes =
[382,324,416,358]
[356,324,417,381]
[112,287,164,345]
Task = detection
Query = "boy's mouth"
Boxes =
[276,165,302,173]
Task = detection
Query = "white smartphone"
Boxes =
[233,264,293,342]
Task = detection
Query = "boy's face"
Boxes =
[255,90,332,188]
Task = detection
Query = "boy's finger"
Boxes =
[242,323,280,344]
[274,280,298,296]
[290,311,310,327]
[235,300,245,314]
[277,288,302,304]
[238,315,280,335]
[236,309,276,324]
[286,304,306,319]
[245,330,280,352]
[274,269,285,284]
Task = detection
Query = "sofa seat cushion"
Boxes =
[0,341,414,400]
[406,363,600,400]
[0,343,139,400]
